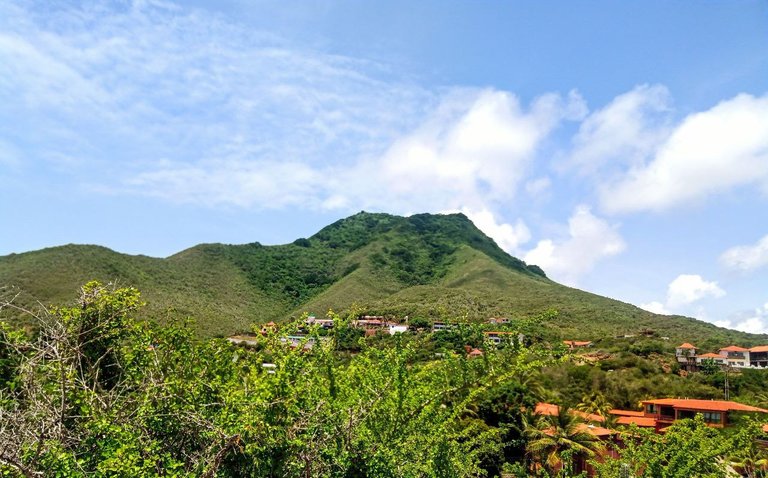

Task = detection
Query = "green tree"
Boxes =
[525,405,603,477]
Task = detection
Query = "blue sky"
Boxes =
[2,0,768,333]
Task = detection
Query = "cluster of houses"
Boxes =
[537,398,768,475]
[676,342,768,370]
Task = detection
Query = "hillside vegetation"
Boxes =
[0,212,764,345]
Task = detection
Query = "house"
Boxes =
[305,316,335,329]
[749,345,768,367]
[432,322,456,332]
[388,324,408,335]
[484,331,524,345]
[487,317,512,325]
[610,399,768,433]
[227,335,260,347]
[719,345,750,367]
[675,342,697,361]
[353,319,383,328]
[466,347,484,358]
[563,340,593,350]
[260,321,277,335]
[609,409,657,428]
[696,352,727,366]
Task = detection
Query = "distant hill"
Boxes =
[1,212,764,345]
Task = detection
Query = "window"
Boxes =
[701,412,721,424]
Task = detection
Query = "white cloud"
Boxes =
[448,208,530,254]
[720,234,768,272]
[714,303,768,334]
[666,274,726,308]
[568,84,671,175]
[312,88,584,217]
[640,301,671,315]
[525,177,551,197]
[523,206,625,286]
[0,0,432,195]
[600,93,768,214]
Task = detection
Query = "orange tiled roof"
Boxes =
[610,409,645,417]
[540,423,615,438]
[677,343,696,349]
[617,416,657,427]
[720,345,749,352]
[642,399,768,413]
[750,345,768,353]
[535,403,605,423]
[564,340,592,346]
[698,352,723,359]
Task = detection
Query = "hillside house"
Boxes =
[696,352,727,366]
[484,331,523,345]
[305,316,334,329]
[719,345,750,367]
[466,347,484,358]
[610,399,768,432]
[675,342,768,369]
[487,317,512,325]
[749,345,768,367]
[563,340,593,350]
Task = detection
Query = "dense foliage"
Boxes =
[0,282,554,477]
[3,283,768,477]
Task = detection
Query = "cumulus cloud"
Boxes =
[443,207,531,254]
[523,206,626,286]
[714,303,768,334]
[720,234,768,273]
[0,1,592,217]
[642,274,726,317]
[640,301,671,315]
[600,93,768,214]
[568,84,672,175]
[525,177,551,198]
[666,274,726,308]
[331,89,585,214]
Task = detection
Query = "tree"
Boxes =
[525,405,603,477]
[591,416,731,478]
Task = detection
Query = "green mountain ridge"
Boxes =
[1,211,764,346]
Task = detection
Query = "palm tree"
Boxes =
[525,405,605,476]
[576,392,612,422]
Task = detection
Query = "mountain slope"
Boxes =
[1,212,764,345]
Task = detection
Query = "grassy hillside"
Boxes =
[1,212,766,345]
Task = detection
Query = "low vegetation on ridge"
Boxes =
[0,212,765,346]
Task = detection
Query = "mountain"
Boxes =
[0,212,764,345]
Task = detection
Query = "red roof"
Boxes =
[750,345,768,353]
[468,348,484,357]
[698,352,724,359]
[610,409,645,417]
[535,403,605,423]
[617,416,657,427]
[677,343,696,349]
[642,399,768,413]
[720,345,749,352]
